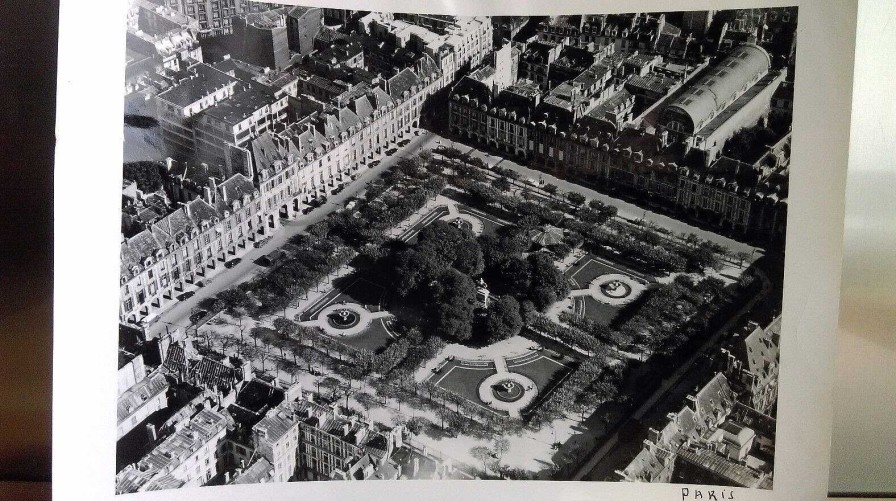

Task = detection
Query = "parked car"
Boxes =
[386,148,398,155]
[369,160,380,168]
[194,280,206,288]
[253,237,272,248]
[257,249,287,267]
[224,258,242,269]
[302,207,313,215]
[176,291,195,301]
[398,139,410,146]
[189,309,208,324]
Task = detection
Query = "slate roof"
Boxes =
[619,445,674,482]
[195,357,242,390]
[120,174,254,277]
[216,174,255,204]
[387,67,421,100]
[115,408,228,494]
[625,72,678,96]
[620,374,746,484]
[287,5,317,18]
[676,448,769,488]
[314,26,348,45]
[254,404,300,444]
[680,155,788,201]
[370,86,393,108]
[416,54,440,78]
[162,344,187,375]
[690,373,736,435]
[742,316,780,382]
[586,89,635,124]
[162,343,243,392]
[230,457,273,484]
[351,95,375,120]
[118,370,169,424]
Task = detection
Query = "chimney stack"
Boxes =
[146,423,158,442]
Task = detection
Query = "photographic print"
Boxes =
[116,3,795,493]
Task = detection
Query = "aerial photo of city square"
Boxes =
[116,3,795,492]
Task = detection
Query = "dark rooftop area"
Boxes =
[157,64,238,108]
[201,87,278,124]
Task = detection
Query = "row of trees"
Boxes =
[455,157,732,276]
[527,358,625,427]
[528,313,610,356]
[615,275,728,355]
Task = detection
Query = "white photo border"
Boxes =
[53,0,855,500]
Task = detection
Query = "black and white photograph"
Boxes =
[115,3,796,493]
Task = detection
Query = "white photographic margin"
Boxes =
[52,0,856,500]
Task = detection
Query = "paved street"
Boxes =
[144,129,438,339]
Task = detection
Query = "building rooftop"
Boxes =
[230,457,273,484]
[665,44,771,131]
[115,407,228,494]
[157,64,238,109]
[201,86,279,125]
[239,9,286,29]
[694,70,783,139]
[741,316,781,382]
[676,448,770,488]
[387,67,422,100]
[234,378,285,414]
[131,0,198,31]
[117,370,169,424]
[585,89,635,125]
[625,72,678,96]
[254,404,299,445]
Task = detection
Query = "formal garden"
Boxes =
[188,146,761,477]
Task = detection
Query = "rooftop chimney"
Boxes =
[146,423,158,442]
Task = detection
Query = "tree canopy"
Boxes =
[484,295,523,343]
[122,161,164,192]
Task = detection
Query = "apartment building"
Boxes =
[154,0,274,36]
[115,407,229,493]
[119,171,265,324]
